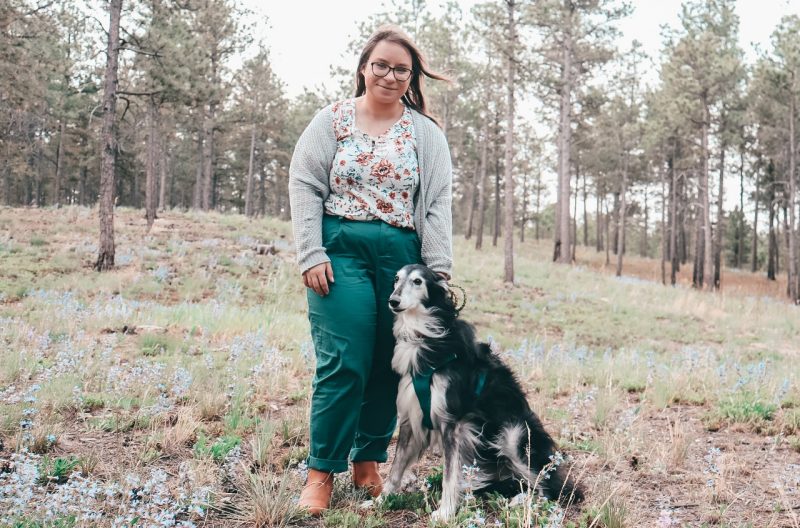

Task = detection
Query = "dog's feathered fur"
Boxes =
[384,264,583,521]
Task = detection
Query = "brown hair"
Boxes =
[355,24,449,126]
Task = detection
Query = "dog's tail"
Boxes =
[492,421,585,506]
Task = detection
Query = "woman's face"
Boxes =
[361,40,413,105]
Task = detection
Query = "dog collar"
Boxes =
[412,356,488,429]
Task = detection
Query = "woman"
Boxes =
[288,24,453,515]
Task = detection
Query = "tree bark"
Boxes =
[616,154,628,277]
[193,126,203,209]
[555,3,573,263]
[475,118,489,250]
[466,164,479,240]
[145,95,158,231]
[582,170,588,246]
[669,152,679,286]
[158,119,168,211]
[244,124,256,217]
[201,102,215,211]
[788,93,798,302]
[54,118,66,208]
[701,97,714,290]
[751,157,760,273]
[95,0,122,271]
[713,146,725,289]
[503,0,516,283]
[737,146,745,268]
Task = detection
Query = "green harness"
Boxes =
[411,354,488,429]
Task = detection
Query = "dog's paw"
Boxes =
[381,482,398,496]
[430,507,454,524]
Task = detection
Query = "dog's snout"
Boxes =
[388,297,400,309]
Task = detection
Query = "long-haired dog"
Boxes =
[384,264,583,522]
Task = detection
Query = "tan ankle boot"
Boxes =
[352,461,383,497]
[298,469,334,516]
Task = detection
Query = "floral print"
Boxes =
[324,98,418,229]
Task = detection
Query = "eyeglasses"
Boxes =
[370,61,413,82]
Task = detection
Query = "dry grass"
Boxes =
[0,206,798,527]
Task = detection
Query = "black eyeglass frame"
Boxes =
[369,61,413,82]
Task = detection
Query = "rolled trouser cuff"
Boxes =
[349,446,389,463]
[307,455,349,474]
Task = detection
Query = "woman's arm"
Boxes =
[288,105,337,275]
[421,128,454,280]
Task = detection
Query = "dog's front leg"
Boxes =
[432,423,460,523]
[383,419,428,495]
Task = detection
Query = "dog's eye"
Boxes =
[394,275,399,283]
[413,278,422,286]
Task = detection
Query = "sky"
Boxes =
[246,0,800,99]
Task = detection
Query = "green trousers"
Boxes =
[306,214,422,473]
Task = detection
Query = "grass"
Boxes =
[0,206,798,527]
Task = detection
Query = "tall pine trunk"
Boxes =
[701,98,714,290]
[751,158,760,273]
[145,96,158,231]
[95,0,122,271]
[475,118,489,250]
[788,95,798,302]
[616,155,628,277]
[244,124,256,217]
[503,0,516,283]
[555,0,573,263]
[54,119,66,208]
[713,147,725,289]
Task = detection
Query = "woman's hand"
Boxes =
[303,262,335,296]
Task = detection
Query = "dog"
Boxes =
[383,264,583,522]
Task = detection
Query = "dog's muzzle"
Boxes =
[388,296,403,312]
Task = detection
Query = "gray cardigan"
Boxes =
[288,103,454,277]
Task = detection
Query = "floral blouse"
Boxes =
[324,98,419,229]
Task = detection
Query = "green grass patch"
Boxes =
[193,432,242,461]
[716,393,777,424]
[36,456,79,485]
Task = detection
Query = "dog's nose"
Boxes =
[388,298,400,309]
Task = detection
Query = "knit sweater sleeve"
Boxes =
[421,126,454,278]
[288,105,337,273]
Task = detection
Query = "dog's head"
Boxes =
[388,264,451,314]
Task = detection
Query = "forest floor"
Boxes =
[0,205,798,528]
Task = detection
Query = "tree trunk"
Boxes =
[475,118,489,250]
[535,173,541,241]
[54,118,67,208]
[520,171,528,243]
[555,5,573,263]
[641,190,648,258]
[661,167,666,285]
[701,98,714,290]
[201,102,215,211]
[768,187,777,281]
[493,122,501,247]
[193,127,203,209]
[595,193,603,252]
[571,163,578,261]
[158,120,168,211]
[714,146,725,289]
[503,1,516,283]
[95,0,122,271]
[737,147,745,268]
[466,164,479,239]
[670,154,679,286]
[582,170,588,247]
[751,158,760,273]
[145,96,158,231]
[788,94,798,302]
[616,155,628,277]
[245,124,257,217]
[604,197,610,266]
